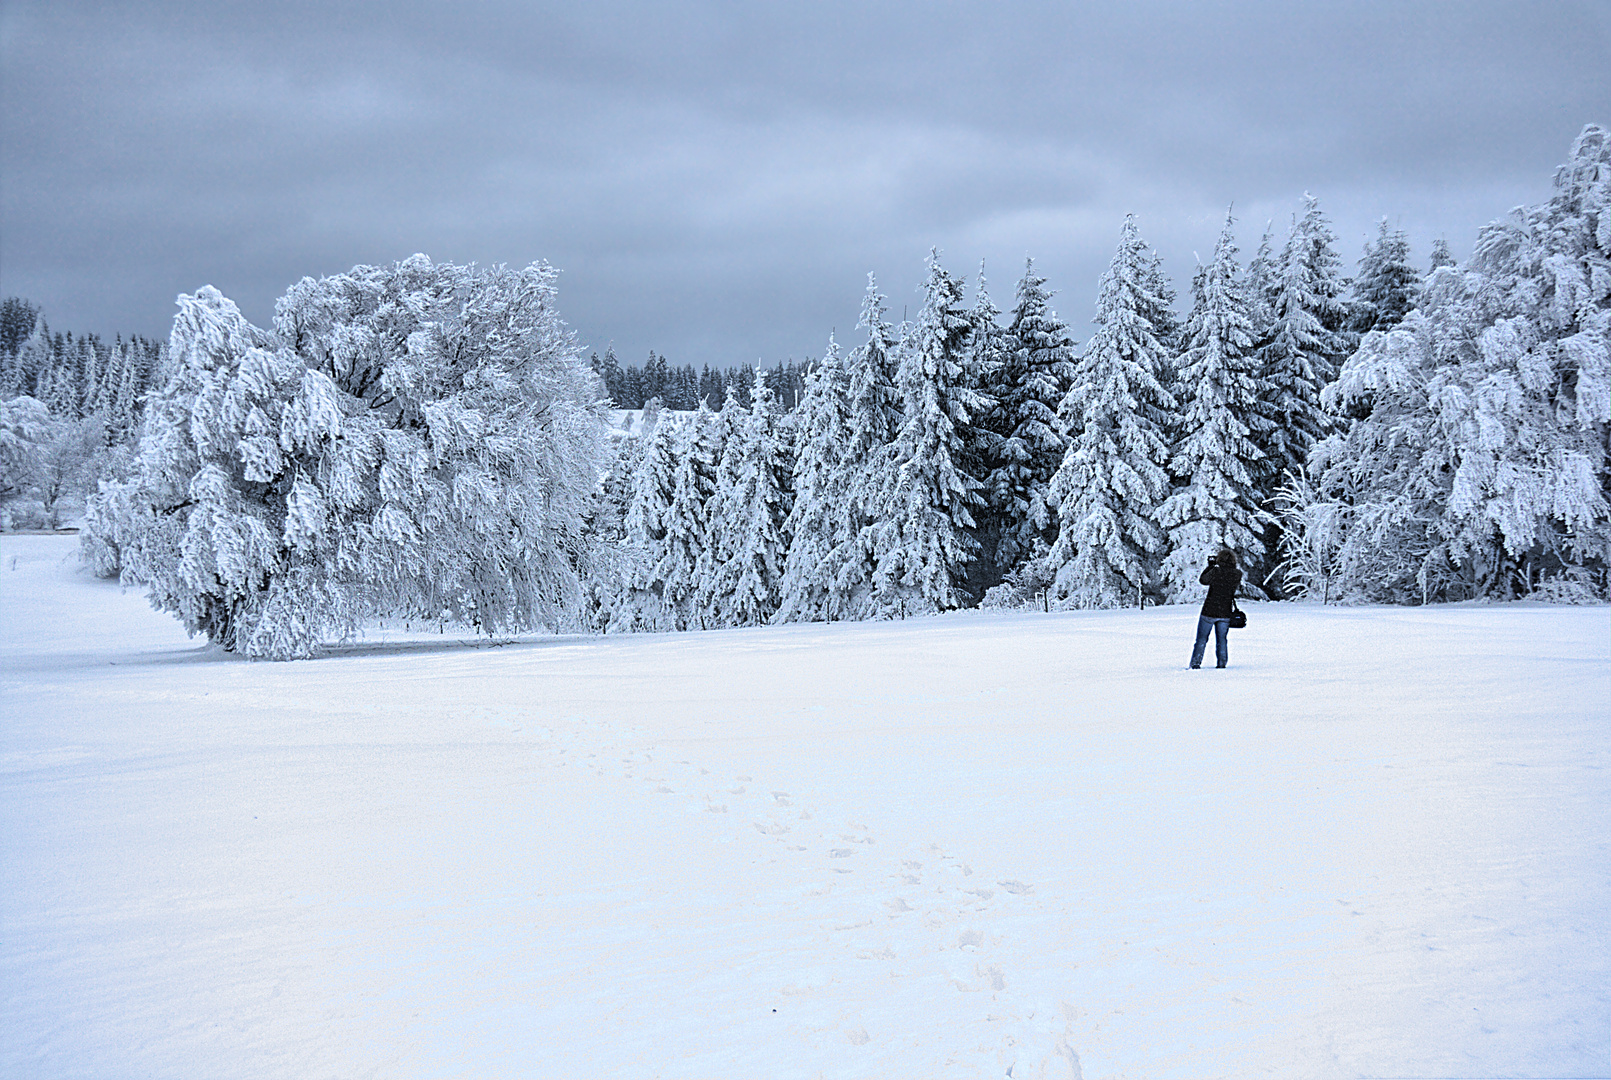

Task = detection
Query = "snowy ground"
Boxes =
[2,533,1607,1079]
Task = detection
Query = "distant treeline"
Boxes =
[0,297,167,442]
[0,296,174,529]
[589,348,811,411]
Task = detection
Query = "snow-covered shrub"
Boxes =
[1,497,49,531]
[1270,470,1350,603]
[83,256,608,658]
[979,539,1057,610]
[1527,568,1606,604]
[32,414,104,528]
[1,396,105,530]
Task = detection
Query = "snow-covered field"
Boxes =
[2,533,1607,1079]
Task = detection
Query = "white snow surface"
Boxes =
[2,533,1607,1079]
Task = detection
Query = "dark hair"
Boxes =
[1214,548,1236,567]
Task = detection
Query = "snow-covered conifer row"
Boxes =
[599,125,1607,628]
[70,126,1609,654]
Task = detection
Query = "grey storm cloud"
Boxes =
[2,0,1607,368]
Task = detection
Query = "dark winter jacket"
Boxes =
[1199,564,1242,619]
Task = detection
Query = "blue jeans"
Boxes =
[1191,616,1229,668]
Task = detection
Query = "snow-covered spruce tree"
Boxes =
[5,318,53,400]
[579,432,644,632]
[84,258,608,658]
[659,403,720,630]
[1142,244,1184,361]
[693,385,747,625]
[1348,218,1420,336]
[1242,224,1280,343]
[776,336,853,622]
[865,251,986,615]
[707,372,789,627]
[1157,212,1270,599]
[819,276,903,618]
[1428,237,1456,274]
[1044,216,1177,608]
[1255,194,1352,493]
[610,414,678,632]
[986,258,1077,577]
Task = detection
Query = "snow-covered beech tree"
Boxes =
[1309,124,1610,601]
[1443,126,1611,588]
[986,259,1077,576]
[818,277,903,618]
[1044,217,1177,608]
[1255,194,1352,490]
[1268,468,1350,603]
[0,393,82,530]
[1314,124,1604,599]
[707,373,789,626]
[777,336,853,622]
[1307,303,1454,602]
[1,395,52,503]
[865,252,986,615]
[1157,212,1270,599]
[1349,219,1421,336]
[30,414,104,529]
[83,257,609,658]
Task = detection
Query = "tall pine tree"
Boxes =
[1157,212,1269,599]
[1256,194,1351,490]
[988,258,1077,576]
[866,251,986,615]
[1349,218,1420,335]
[1044,216,1177,607]
[777,336,854,622]
[612,417,678,632]
[824,276,904,618]
[707,372,789,626]
[963,263,1010,593]
[659,403,719,629]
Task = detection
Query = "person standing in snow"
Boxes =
[1189,549,1241,669]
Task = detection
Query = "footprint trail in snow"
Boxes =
[522,712,1088,1078]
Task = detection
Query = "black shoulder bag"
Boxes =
[1228,600,1247,630]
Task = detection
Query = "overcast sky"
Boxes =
[3,1,1607,368]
